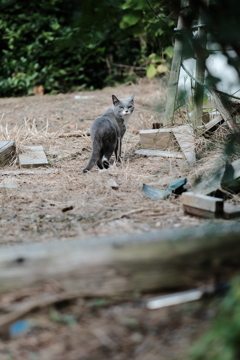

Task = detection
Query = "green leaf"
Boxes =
[156,64,168,73]
[163,46,174,59]
[146,63,157,79]
[120,13,141,29]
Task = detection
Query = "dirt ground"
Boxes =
[0,78,239,359]
[0,78,225,247]
[0,285,220,360]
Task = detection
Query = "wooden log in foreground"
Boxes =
[0,224,240,296]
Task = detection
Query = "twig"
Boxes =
[58,131,90,138]
[112,63,145,70]
[93,207,166,226]
[0,292,80,329]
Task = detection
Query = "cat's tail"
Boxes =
[82,137,101,173]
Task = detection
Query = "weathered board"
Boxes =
[139,129,175,150]
[0,177,18,190]
[211,91,239,132]
[198,115,224,134]
[135,149,184,159]
[0,141,16,167]
[182,192,224,218]
[0,169,57,176]
[0,223,240,296]
[172,125,196,165]
[19,145,48,168]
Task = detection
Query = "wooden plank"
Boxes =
[224,203,240,219]
[182,192,224,213]
[135,149,184,159]
[19,146,48,168]
[183,205,222,218]
[0,141,16,167]
[164,0,189,125]
[0,169,57,176]
[211,90,239,132]
[0,177,18,190]
[172,125,196,165]
[0,223,240,296]
[197,115,224,134]
[139,129,175,150]
[191,156,240,196]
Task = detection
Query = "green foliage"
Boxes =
[146,53,170,78]
[0,0,175,96]
[189,278,240,360]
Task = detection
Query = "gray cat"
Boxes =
[83,94,135,173]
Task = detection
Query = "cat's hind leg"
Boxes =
[102,146,115,169]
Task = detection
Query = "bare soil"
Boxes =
[0,78,238,360]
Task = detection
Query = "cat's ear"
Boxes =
[130,93,136,101]
[112,95,120,105]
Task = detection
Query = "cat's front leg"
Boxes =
[114,137,122,163]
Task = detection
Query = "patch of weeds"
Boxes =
[188,277,240,360]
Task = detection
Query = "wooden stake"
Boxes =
[191,0,209,127]
[164,0,189,126]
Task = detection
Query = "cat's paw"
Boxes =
[103,160,110,169]
[102,156,110,169]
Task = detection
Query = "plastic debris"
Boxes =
[10,320,32,338]
[143,177,187,200]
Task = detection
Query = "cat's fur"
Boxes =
[83,94,135,173]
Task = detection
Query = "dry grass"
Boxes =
[0,78,239,246]
[0,78,239,360]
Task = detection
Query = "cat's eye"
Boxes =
[128,106,132,109]
[119,106,124,109]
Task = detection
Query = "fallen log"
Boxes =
[0,224,240,296]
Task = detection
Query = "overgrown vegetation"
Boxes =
[0,0,174,96]
[189,278,240,360]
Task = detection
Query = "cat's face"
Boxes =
[112,94,135,118]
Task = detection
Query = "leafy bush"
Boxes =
[0,0,174,96]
